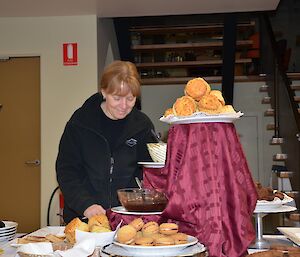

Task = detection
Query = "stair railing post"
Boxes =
[274,62,280,138]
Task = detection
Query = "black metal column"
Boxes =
[113,18,134,62]
[221,13,237,105]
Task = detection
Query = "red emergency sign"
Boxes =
[63,43,78,66]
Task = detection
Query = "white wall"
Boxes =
[97,18,120,82]
[0,15,98,227]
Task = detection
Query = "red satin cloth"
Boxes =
[107,122,258,257]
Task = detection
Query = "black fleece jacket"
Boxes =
[56,93,155,223]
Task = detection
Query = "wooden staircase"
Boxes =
[260,81,300,226]
[260,82,300,190]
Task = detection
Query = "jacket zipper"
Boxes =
[109,156,114,208]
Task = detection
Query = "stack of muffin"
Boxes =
[164,77,235,117]
[116,218,189,246]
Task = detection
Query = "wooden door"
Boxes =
[0,57,40,233]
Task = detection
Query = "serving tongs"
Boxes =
[135,177,143,190]
[151,129,164,143]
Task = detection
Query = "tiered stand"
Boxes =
[250,205,297,249]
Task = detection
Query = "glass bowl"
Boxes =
[117,188,168,212]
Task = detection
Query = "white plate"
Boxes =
[111,236,199,256]
[0,233,16,242]
[137,162,165,168]
[160,111,243,124]
[0,221,18,232]
[111,206,163,215]
[254,205,296,214]
[102,242,206,257]
[0,228,17,236]
[0,227,17,234]
[255,193,294,211]
[277,227,300,246]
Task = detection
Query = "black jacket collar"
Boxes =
[69,93,151,142]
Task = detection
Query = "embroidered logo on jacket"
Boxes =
[126,138,137,147]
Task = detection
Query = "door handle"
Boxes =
[25,159,41,166]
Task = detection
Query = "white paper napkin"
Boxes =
[76,230,114,247]
[17,242,54,255]
[55,238,95,257]
[75,220,122,247]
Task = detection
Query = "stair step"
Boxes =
[294,96,300,102]
[273,153,288,161]
[272,165,288,172]
[270,137,284,145]
[267,123,276,130]
[284,191,299,199]
[291,84,300,91]
[262,96,271,104]
[259,85,269,92]
[264,108,274,116]
[289,213,300,222]
[276,171,293,178]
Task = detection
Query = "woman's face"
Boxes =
[101,86,136,120]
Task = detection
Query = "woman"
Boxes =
[56,61,155,223]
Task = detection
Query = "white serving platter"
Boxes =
[107,236,200,256]
[137,162,165,168]
[254,193,294,212]
[160,111,243,124]
[277,227,300,246]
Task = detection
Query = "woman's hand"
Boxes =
[83,204,106,218]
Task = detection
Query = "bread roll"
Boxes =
[90,224,111,233]
[64,217,89,244]
[88,214,111,230]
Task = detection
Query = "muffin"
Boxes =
[209,90,225,106]
[184,77,211,101]
[219,105,236,114]
[163,108,174,117]
[198,94,222,114]
[173,96,197,116]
